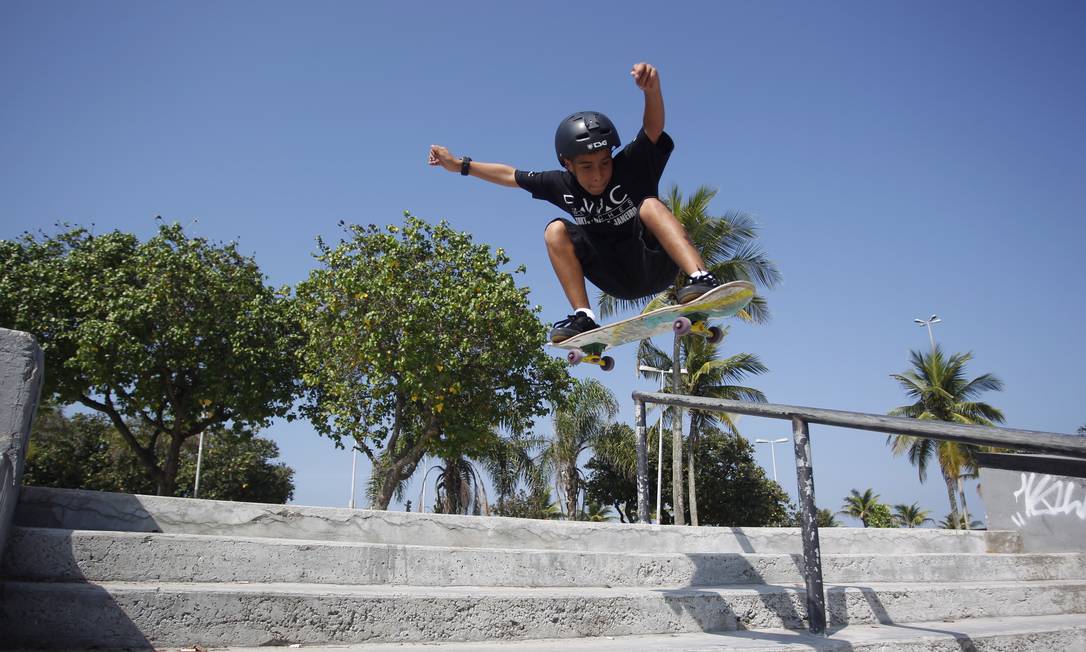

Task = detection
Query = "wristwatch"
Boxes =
[460,156,472,176]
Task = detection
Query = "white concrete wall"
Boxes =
[0,328,44,565]
[982,466,1086,552]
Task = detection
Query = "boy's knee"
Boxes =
[639,197,672,222]
[545,220,572,247]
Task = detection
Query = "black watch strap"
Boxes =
[460,156,472,176]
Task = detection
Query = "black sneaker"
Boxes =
[676,272,721,304]
[549,312,600,343]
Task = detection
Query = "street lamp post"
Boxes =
[913,314,942,354]
[348,449,358,509]
[418,465,442,513]
[639,364,687,524]
[194,432,205,499]
[755,437,789,483]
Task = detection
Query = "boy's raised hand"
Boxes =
[631,62,660,93]
[428,145,460,173]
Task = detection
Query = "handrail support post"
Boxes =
[635,398,650,523]
[792,415,826,635]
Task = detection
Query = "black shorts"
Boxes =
[548,217,679,301]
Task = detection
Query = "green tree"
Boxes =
[584,423,787,526]
[865,502,898,528]
[24,407,294,503]
[638,331,767,526]
[777,504,840,528]
[818,508,841,527]
[294,215,568,509]
[493,487,561,520]
[939,513,984,530]
[887,346,1004,529]
[840,488,882,527]
[580,422,646,523]
[580,501,613,522]
[598,186,781,526]
[583,445,640,523]
[537,379,619,517]
[681,426,789,526]
[476,432,541,516]
[893,502,934,528]
[0,223,299,495]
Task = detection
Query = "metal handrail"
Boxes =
[633,392,1086,457]
[631,390,1086,636]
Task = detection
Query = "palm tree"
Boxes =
[599,185,781,526]
[893,502,933,528]
[581,501,613,522]
[425,454,490,515]
[817,508,841,528]
[939,513,984,530]
[538,379,618,518]
[477,432,542,515]
[840,488,882,527]
[638,331,767,525]
[887,347,1004,529]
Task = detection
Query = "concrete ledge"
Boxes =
[15,486,1020,555]
[981,465,1086,552]
[0,328,44,567]
[220,614,1086,651]
[5,528,1082,587]
[2,580,1085,647]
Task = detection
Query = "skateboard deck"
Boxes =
[549,280,755,371]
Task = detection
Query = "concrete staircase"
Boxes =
[2,486,1085,650]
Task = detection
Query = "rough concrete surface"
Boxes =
[15,486,1019,554]
[215,614,1086,651]
[982,465,1086,553]
[5,527,1083,587]
[0,328,44,567]
[3,579,1086,647]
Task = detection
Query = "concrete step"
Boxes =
[3,579,1085,648]
[6,527,1084,587]
[15,486,1020,555]
[215,614,1086,651]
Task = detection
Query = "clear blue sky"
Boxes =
[3,1,1084,525]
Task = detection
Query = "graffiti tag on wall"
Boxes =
[1010,472,1086,527]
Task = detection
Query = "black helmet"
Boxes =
[554,111,621,164]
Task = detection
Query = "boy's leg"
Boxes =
[639,198,722,303]
[637,198,707,275]
[544,220,592,311]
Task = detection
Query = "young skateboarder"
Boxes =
[429,62,719,342]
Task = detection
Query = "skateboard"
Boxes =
[549,280,755,372]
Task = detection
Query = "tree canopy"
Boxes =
[25,406,294,503]
[585,425,788,526]
[0,222,300,495]
[294,214,569,509]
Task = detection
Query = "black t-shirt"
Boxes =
[515,128,674,236]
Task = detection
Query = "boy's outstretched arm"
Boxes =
[428,145,519,188]
[631,62,664,143]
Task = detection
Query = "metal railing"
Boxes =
[632,390,1086,635]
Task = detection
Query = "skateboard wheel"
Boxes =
[600,356,615,372]
[567,349,585,366]
[707,326,724,344]
[673,317,692,336]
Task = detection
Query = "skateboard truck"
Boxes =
[566,348,615,372]
[672,317,724,344]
